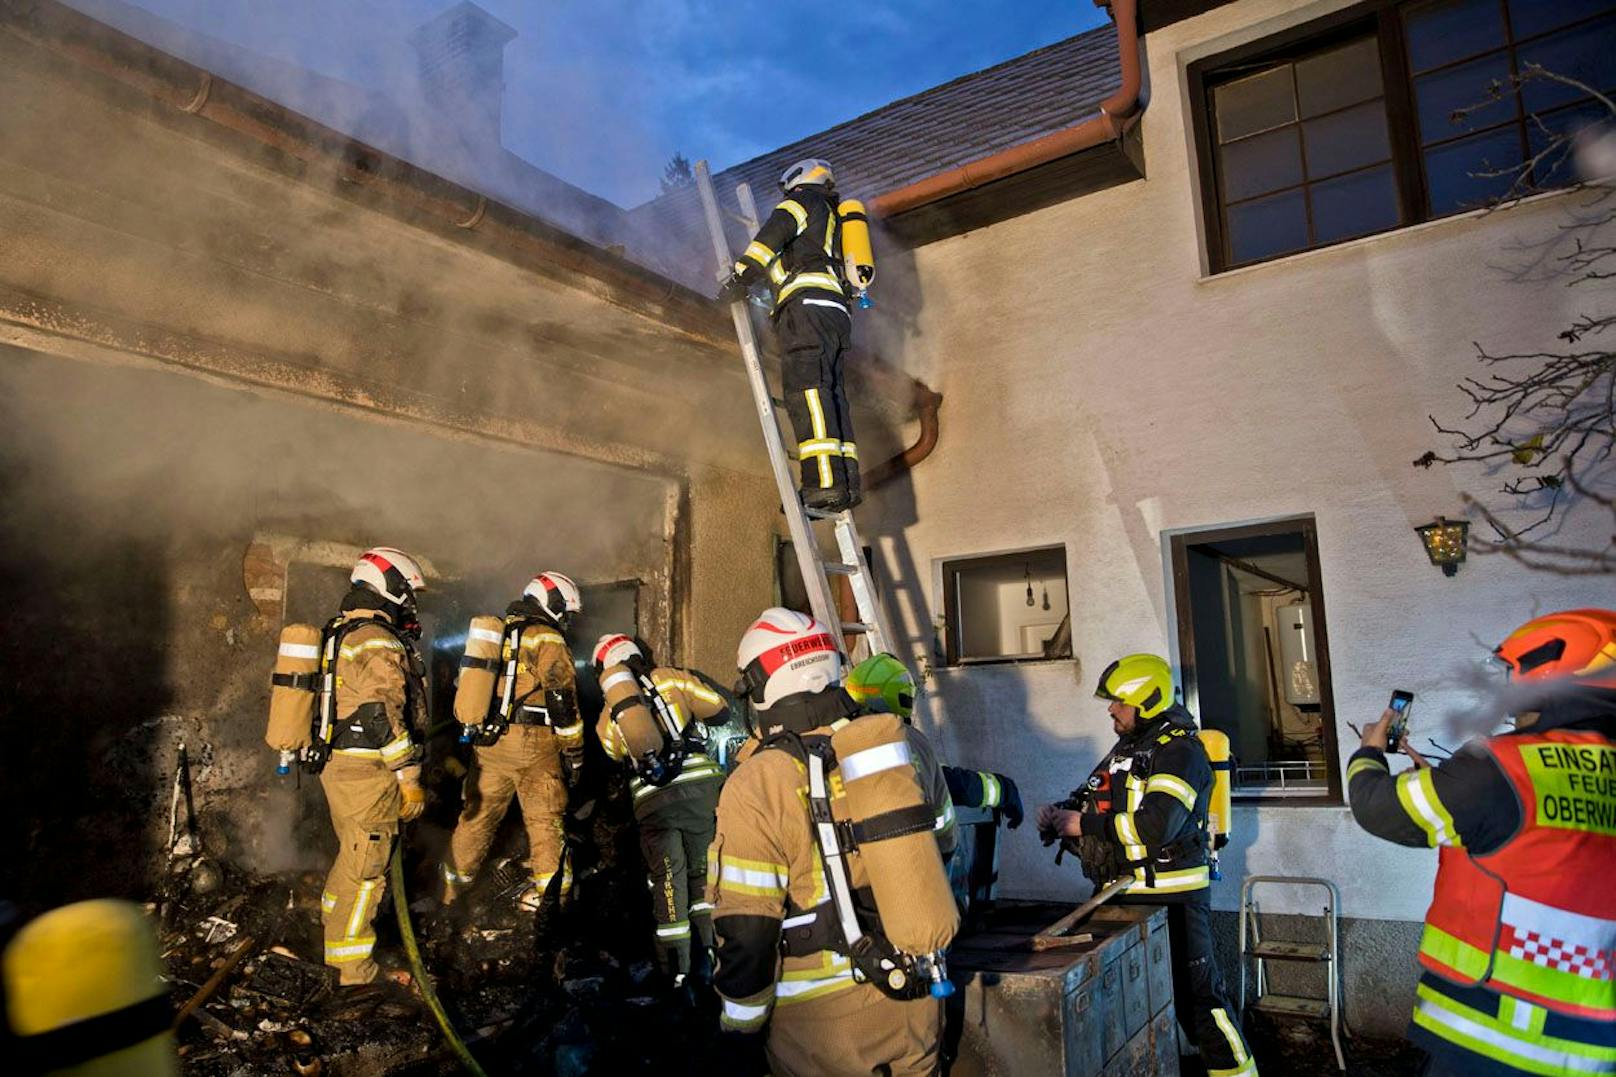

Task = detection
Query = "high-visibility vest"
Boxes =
[1417,729,1616,1020]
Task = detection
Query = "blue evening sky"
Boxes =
[82,0,1109,205]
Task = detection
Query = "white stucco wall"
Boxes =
[866,0,1611,921]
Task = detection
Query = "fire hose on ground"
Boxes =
[389,847,490,1077]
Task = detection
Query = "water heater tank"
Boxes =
[1276,602,1320,706]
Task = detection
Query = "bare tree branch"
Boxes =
[1417,65,1615,572]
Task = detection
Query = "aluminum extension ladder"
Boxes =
[1238,875,1346,1072]
[692,159,895,664]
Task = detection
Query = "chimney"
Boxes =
[407,2,517,153]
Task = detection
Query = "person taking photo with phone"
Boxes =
[1347,609,1616,1077]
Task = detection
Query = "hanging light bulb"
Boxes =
[1024,564,1035,607]
[1042,583,1051,611]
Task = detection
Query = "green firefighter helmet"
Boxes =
[1094,653,1174,719]
[846,652,916,720]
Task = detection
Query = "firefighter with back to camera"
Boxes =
[264,546,430,986]
[442,571,585,911]
[590,633,730,989]
[718,158,875,513]
[1037,654,1257,1077]
[707,609,959,1076]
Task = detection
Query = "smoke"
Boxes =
[1420,659,1605,751]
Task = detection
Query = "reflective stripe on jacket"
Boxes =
[708,711,951,1027]
[594,665,727,804]
[733,186,846,315]
[1418,730,1616,1021]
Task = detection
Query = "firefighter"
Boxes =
[845,652,1027,840]
[318,547,430,985]
[4,900,178,1075]
[1037,654,1257,1077]
[709,609,959,1077]
[718,158,861,512]
[591,634,729,987]
[1347,608,1616,1077]
[442,572,584,910]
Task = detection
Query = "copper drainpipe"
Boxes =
[868,0,1143,220]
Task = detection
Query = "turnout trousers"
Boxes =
[767,982,942,1077]
[319,755,401,985]
[776,299,858,501]
[1124,892,1257,1076]
[635,777,720,980]
[443,725,569,899]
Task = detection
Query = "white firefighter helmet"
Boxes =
[524,571,582,625]
[592,633,643,672]
[736,607,842,710]
[351,547,426,606]
[779,157,835,192]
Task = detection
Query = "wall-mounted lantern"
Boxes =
[1415,516,1469,577]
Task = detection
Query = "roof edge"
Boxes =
[870,0,1142,222]
[0,0,733,350]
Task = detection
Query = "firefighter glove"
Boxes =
[995,773,1025,829]
[397,767,427,822]
[716,272,748,304]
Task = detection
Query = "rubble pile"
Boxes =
[159,771,721,1076]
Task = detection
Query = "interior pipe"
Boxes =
[869,0,1143,219]
[390,849,490,1077]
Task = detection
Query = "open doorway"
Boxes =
[1170,517,1341,804]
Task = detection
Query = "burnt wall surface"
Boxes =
[0,346,675,909]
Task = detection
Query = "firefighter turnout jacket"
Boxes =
[319,597,426,984]
[709,692,955,1039]
[1349,687,1616,1076]
[444,603,583,900]
[329,607,425,768]
[595,663,727,806]
[1076,703,1214,898]
[733,186,847,316]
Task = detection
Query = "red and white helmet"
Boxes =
[350,547,426,606]
[736,607,842,710]
[524,571,582,626]
[593,633,643,672]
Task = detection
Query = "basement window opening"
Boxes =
[940,546,1072,667]
[1170,518,1342,804]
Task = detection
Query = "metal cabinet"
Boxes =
[946,902,1180,1077]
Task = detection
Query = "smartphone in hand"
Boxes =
[1387,690,1415,752]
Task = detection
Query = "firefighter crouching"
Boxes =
[718,158,864,513]
[1348,608,1616,1077]
[591,634,729,988]
[443,572,585,910]
[1037,654,1256,1077]
[709,609,959,1077]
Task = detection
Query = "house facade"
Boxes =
[829,0,1612,1032]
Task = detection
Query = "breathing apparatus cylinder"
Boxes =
[453,616,505,735]
[838,199,875,308]
[266,624,321,760]
[1200,728,1233,880]
[830,714,958,957]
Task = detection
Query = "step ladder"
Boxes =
[1238,874,1346,1072]
[692,160,895,664]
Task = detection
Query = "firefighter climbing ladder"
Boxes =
[693,160,895,663]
